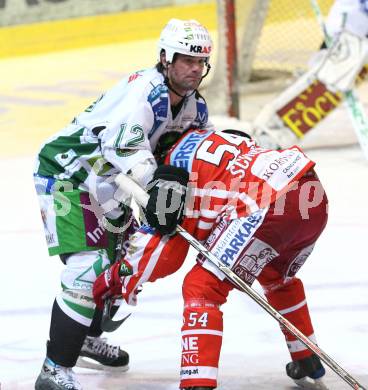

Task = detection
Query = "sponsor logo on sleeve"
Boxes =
[170,130,212,171]
[34,174,56,195]
[251,149,310,190]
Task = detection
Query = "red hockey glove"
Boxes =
[93,261,127,310]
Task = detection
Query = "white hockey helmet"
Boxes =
[158,18,213,63]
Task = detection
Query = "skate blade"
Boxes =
[76,356,129,372]
[293,377,329,390]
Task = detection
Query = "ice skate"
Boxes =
[286,354,329,389]
[183,387,215,390]
[76,336,129,371]
[35,357,82,390]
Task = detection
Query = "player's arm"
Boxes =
[100,99,158,188]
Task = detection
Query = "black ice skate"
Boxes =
[76,336,129,371]
[286,354,329,389]
[35,357,82,390]
[183,387,215,390]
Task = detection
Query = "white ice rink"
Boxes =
[1,42,368,389]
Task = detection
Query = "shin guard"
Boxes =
[47,299,89,367]
[180,299,223,389]
[265,278,316,361]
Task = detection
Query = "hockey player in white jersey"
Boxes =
[34,18,213,390]
[254,0,368,151]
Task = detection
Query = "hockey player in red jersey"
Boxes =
[93,128,329,389]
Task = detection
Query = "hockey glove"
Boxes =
[144,164,189,236]
[93,260,132,310]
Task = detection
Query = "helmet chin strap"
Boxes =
[163,61,211,99]
[201,62,211,80]
[164,75,188,98]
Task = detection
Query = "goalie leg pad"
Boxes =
[315,30,368,92]
[252,60,368,149]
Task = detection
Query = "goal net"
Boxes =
[204,0,367,149]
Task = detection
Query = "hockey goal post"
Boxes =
[204,0,334,118]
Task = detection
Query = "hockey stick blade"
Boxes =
[101,297,131,333]
[115,173,366,390]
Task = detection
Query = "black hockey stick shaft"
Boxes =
[101,205,132,332]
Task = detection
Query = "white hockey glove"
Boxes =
[92,158,157,219]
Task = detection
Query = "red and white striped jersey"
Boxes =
[166,129,315,240]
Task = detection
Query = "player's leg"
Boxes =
[257,175,329,388]
[258,270,328,389]
[35,249,131,390]
[179,209,272,389]
[180,264,233,390]
[34,183,137,388]
[181,173,329,388]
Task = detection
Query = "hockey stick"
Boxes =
[310,0,368,160]
[115,173,367,390]
[101,205,132,332]
[101,296,131,332]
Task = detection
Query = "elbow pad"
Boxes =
[127,158,157,188]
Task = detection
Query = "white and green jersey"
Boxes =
[34,66,213,192]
